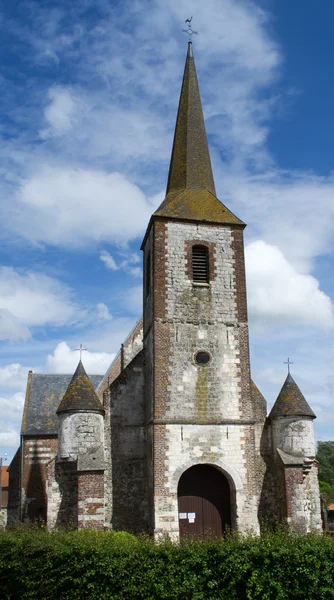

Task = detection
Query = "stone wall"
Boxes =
[47,458,78,528]
[108,351,149,533]
[58,413,104,460]
[272,417,316,457]
[284,463,322,532]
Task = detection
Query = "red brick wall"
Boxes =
[77,472,104,530]
[22,436,58,521]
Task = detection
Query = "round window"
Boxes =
[195,351,211,365]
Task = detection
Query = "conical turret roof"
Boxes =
[57,361,104,414]
[269,373,316,419]
[153,42,243,226]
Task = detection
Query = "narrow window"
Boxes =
[145,251,151,297]
[192,245,209,283]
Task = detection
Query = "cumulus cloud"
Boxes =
[245,240,334,329]
[46,341,114,374]
[12,167,152,246]
[0,267,81,336]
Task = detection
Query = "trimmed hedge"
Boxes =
[0,529,334,599]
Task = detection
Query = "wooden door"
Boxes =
[177,464,231,539]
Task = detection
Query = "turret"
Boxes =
[56,361,105,461]
[269,373,316,458]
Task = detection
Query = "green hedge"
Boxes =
[0,529,334,599]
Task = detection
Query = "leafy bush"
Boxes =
[0,529,334,599]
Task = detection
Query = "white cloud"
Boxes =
[0,424,20,448]
[0,364,30,390]
[100,250,142,277]
[12,167,152,246]
[42,87,75,135]
[0,309,31,341]
[0,266,81,330]
[100,251,118,270]
[245,240,334,329]
[0,392,25,422]
[46,341,114,374]
[96,302,112,321]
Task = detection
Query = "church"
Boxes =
[7,41,322,538]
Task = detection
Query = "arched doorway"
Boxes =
[177,464,231,538]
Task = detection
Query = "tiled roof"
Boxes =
[153,42,243,227]
[269,373,316,419]
[21,371,103,435]
[57,361,104,415]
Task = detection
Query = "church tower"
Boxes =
[142,42,261,538]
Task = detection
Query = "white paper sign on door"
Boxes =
[188,512,195,523]
[179,513,187,519]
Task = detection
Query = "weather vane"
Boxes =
[284,357,293,374]
[182,17,198,41]
[76,343,87,361]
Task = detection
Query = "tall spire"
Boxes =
[167,41,216,197]
[154,42,243,226]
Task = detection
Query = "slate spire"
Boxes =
[269,373,316,419]
[57,361,104,414]
[154,42,243,226]
[166,41,216,197]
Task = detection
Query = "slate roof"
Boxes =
[21,370,103,435]
[153,42,244,227]
[57,361,104,415]
[269,373,316,419]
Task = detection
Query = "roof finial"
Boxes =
[182,17,198,43]
[76,343,87,362]
[284,357,293,374]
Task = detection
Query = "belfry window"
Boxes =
[192,245,209,283]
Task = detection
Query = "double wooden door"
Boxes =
[178,464,231,539]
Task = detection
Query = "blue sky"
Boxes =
[0,0,333,463]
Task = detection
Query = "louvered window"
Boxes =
[192,245,209,283]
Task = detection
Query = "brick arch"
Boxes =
[171,458,243,493]
[171,458,242,530]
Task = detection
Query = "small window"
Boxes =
[192,245,209,283]
[195,351,211,365]
[145,252,151,297]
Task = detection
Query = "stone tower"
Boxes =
[142,41,262,538]
[47,361,105,529]
[269,373,322,532]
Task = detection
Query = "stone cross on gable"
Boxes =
[284,357,293,374]
[76,344,87,361]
